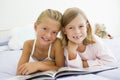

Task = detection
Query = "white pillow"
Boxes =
[0,26,11,46]
[8,24,35,50]
[0,37,10,46]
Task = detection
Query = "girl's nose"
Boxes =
[46,32,52,38]
[75,28,80,34]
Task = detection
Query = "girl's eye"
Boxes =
[43,28,47,30]
[79,25,86,28]
[53,32,58,35]
[69,27,73,29]
[80,25,84,27]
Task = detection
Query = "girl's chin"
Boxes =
[43,40,54,45]
[74,42,82,44]
[41,42,50,46]
[41,40,51,45]
[71,40,82,44]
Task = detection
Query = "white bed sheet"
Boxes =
[96,67,120,80]
[0,50,22,80]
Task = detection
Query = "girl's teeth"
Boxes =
[73,36,80,39]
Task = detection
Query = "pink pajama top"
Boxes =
[64,36,117,68]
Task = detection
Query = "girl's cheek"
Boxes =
[52,36,57,40]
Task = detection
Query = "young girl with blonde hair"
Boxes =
[61,7,116,68]
[16,9,65,75]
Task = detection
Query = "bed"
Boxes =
[0,26,120,80]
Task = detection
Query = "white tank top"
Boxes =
[30,39,54,62]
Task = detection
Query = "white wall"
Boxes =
[0,0,120,37]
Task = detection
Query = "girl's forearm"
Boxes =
[68,50,77,60]
[37,62,60,71]
[68,52,77,60]
[82,60,89,68]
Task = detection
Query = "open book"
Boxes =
[9,66,117,80]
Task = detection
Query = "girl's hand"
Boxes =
[82,60,89,68]
[17,61,55,75]
[17,62,40,75]
[68,41,78,60]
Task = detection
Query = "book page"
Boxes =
[55,67,87,78]
[55,66,117,78]
[26,70,57,79]
[58,67,86,72]
[83,66,118,72]
[8,70,58,80]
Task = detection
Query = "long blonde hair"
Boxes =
[61,7,95,47]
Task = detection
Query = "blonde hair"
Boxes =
[36,9,62,28]
[61,7,95,47]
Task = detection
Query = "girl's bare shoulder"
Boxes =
[52,38,62,52]
[52,38,62,45]
[23,39,35,49]
[22,40,35,55]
